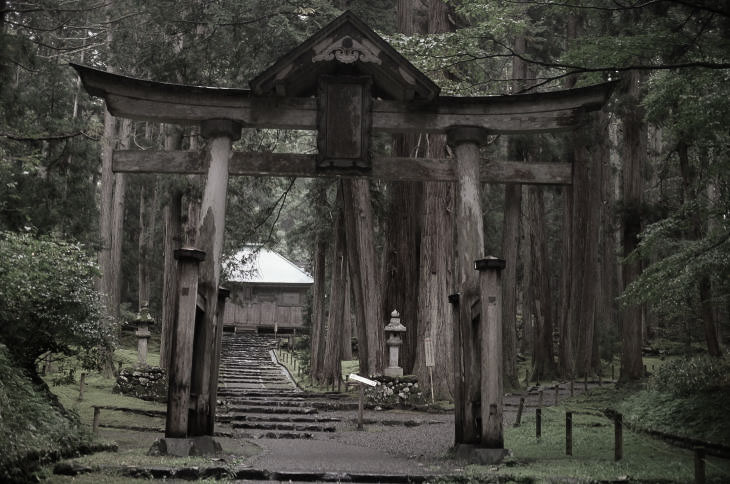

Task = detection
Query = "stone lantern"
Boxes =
[384,309,406,377]
[135,304,154,367]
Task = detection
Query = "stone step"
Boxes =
[227,405,318,415]
[236,431,314,440]
[217,414,341,423]
[231,422,336,432]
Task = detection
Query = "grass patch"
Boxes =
[275,348,359,395]
[471,403,730,483]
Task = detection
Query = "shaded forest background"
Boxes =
[1,0,728,395]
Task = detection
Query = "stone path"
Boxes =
[213,332,611,479]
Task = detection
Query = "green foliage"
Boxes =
[0,345,88,482]
[651,354,730,396]
[0,231,113,371]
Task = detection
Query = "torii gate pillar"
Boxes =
[448,127,508,463]
[188,119,241,437]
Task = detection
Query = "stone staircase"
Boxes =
[216,333,352,439]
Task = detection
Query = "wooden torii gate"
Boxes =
[74,12,613,459]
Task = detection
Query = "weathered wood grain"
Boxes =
[113,151,573,185]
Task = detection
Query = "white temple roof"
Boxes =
[225,246,313,285]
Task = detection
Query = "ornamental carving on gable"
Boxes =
[312,36,382,65]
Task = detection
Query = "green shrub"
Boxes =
[651,354,730,396]
[0,231,113,372]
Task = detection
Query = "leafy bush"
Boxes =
[0,231,113,372]
[651,354,730,396]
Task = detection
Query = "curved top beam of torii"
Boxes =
[71,63,614,135]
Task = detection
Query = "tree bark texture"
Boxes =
[310,235,328,380]
[341,274,353,361]
[159,124,185,372]
[527,186,557,381]
[620,70,647,382]
[342,178,384,376]
[502,33,528,389]
[160,191,183,372]
[322,200,347,386]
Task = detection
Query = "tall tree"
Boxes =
[343,178,384,376]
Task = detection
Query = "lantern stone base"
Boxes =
[454,444,509,464]
[384,366,403,377]
[148,436,222,457]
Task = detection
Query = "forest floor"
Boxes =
[35,335,730,483]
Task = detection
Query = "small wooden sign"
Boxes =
[348,373,378,387]
[424,337,435,368]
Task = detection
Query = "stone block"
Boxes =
[148,436,222,457]
[454,444,509,465]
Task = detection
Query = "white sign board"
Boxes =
[424,337,435,368]
[348,373,378,387]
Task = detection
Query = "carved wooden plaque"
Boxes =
[317,75,372,172]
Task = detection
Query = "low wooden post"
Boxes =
[514,396,525,427]
[565,411,573,455]
[117,361,123,377]
[357,384,364,431]
[584,374,588,392]
[92,407,101,435]
[165,247,205,438]
[536,408,542,440]
[475,257,506,449]
[538,390,544,408]
[78,372,86,401]
[614,413,623,461]
[525,368,529,384]
[554,385,559,406]
[612,364,615,381]
[694,446,706,484]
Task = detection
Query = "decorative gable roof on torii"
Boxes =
[249,11,440,102]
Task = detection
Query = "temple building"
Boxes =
[222,245,312,333]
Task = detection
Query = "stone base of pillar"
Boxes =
[454,444,509,464]
[383,367,403,377]
[148,436,222,457]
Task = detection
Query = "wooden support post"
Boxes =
[555,385,559,406]
[476,257,506,449]
[515,396,525,427]
[566,411,573,456]
[165,248,205,438]
[357,384,364,431]
[92,407,101,435]
[614,413,623,461]
[78,372,86,401]
[694,446,706,484]
[189,119,240,437]
[448,293,464,444]
[206,287,230,435]
[536,408,542,440]
[449,126,488,446]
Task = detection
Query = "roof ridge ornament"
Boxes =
[312,35,382,65]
